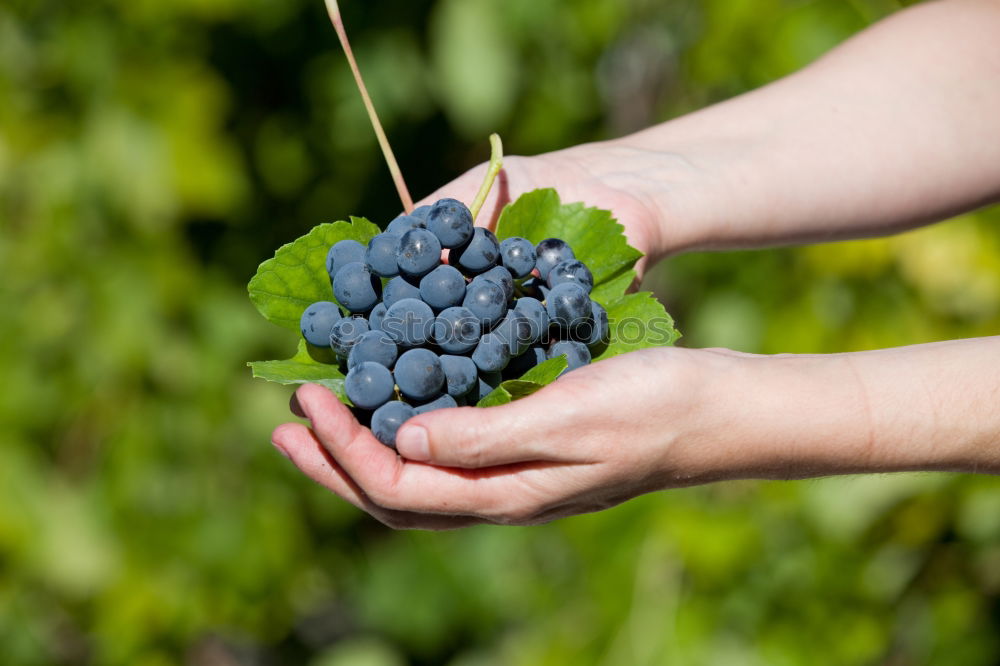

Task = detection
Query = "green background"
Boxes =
[3,0,999,663]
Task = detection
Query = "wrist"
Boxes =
[664,350,882,484]
[844,339,1000,475]
[673,341,1000,484]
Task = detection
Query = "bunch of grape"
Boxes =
[299,198,608,448]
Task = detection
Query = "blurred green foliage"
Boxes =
[2,0,999,664]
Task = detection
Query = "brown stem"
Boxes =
[323,0,414,213]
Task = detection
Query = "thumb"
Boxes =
[394,396,565,468]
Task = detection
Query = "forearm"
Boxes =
[674,337,1000,484]
[587,0,1000,255]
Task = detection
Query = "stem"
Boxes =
[470,133,504,221]
[323,0,414,213]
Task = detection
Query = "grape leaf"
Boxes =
[594,292,680,361]
[248,217,381,332]
[249,340,348,401]
[246,189,680,408]
[477,357,567,407]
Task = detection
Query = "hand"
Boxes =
[417,141,686,279]
[271,347,729,530]
[271,337,1000,528]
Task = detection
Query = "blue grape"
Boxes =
[504,345,546,379]
[345,361,395,410]
[368,302,387,331]
[449,227,500,274]
[386,214,425,235]
[397,228,442,279]
[545,282,592,330]
[371,400,416,448]
[382,275,421,309]
[547,259,594,293]
[478,265,514,301]
[475,371,502,402]
[414,394,458,415]
[382,298,435,347]
[347,330,398,369]
[514,296,549,343]
[410,205,433,221]
[330,317,370,357]
[394,348,445,401]
[300,301,343,347]
[463,279,506,328]
[585,300,609,347]
[365,233,401,277]
[439,354,478,398]
[520,276,549,300]
[333,262,382,313]
[433,306,480,354]
[326,239,366,281]
[535,238,575,280]
[499,237,536,278]
[472,332,511,373]
[493,309,534,356]
[419,264,466,311]
[427,198,474,248]
[547,340,591,372]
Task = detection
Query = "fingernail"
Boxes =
[396,425,429,461]
[289,393,306,418]
[271,439,292,461]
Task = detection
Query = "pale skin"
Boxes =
[272,0,1000,529]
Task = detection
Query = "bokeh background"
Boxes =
[3,0,1000,663]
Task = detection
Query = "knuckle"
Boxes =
[363,459,406,509]
[460,439,488,467]
[365,483,399,510]
[455,415,497,466]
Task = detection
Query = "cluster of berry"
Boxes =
[299,198,607,447]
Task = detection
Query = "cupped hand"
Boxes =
[417,142,673,279]
[271,347,735,530]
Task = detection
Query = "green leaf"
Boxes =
[590,268,636,306]
[248,340,348,402]
[248,217,381,333]
[477,357,568,407]
[594,292,681,361]
[518,356,570,384]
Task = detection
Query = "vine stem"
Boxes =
[470,133,504,222]
[323,0,414,213]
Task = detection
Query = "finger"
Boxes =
[272,422,368,509]
[292,383,409,494]
[294,384,522,516]
[272,421,482,530]
[393,390,582,468]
